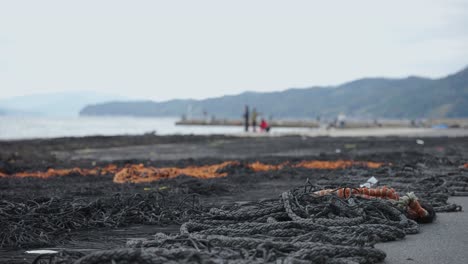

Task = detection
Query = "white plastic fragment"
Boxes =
[416,139,424,145]
[360,183,371,188]
[25,250,58,254]
[367,176,378,185]
[360,176,378,188]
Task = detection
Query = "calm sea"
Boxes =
[0,116,311,140]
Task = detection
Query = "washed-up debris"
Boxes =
[118,159,384,184]
[360,176,379,188]
[1,160,466,251]
[0,192,203,248]
[26,250,58,254]
[113,161,237,183]
[48,184,425,264]
[22,169,468,264]
[0,160,387,182]
[314,187,434,223]
[0,164,120,179]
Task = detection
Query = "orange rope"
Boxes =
[1,160,386,182]
[113,161,238,183]
[313,187,430,220]
[314,187,399,200]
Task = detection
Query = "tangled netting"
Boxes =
[38,184,421,264]
[0,192,202,248]
[33,167,468,264]
[366,168,467,213]
[3,162,467,264]
[305,164,468,214]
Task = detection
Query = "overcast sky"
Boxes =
[1,0,467,101]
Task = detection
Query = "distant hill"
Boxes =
[80,66,468,119]
[0,91,126,117]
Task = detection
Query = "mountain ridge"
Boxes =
[80,66,468,119]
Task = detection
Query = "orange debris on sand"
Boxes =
[113,161,239,183]
[1,160,386,182]
[464,163,468,169]
[293,160,384,169]
[248,161,287,172]
[245,160,384,173]
[114,160,386,183]
[2,164,119,179]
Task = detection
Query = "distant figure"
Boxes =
[251,108,258,132]
[260,118,270,132]
[243,105,249,132]
[337,113,346,128]
[374,119,382,127]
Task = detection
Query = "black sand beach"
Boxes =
[1,134,467,263]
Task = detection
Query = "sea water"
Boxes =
[0,116,312,140]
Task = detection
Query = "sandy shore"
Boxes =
[378,197,468,264]
[1,134,467,263]
[236,127,468,138]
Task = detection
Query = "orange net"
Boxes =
[1,164,119,179]
[248,161,287,172]
[114,160,385,183]
[1,160,386,183]
[293,160,384,169]
[113,161,238,183]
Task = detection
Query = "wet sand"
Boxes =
[378,197,468,264]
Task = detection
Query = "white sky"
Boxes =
[1,0,467,101]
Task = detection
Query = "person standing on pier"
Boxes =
[251,108,258,132]
[243,105,249,132]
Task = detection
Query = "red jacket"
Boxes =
[260,120,269,130]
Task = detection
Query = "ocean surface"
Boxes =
[0,116,312,140]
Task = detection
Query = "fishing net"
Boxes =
[0,192,203,248]
[1,160,467,264]
[33,173,468,264]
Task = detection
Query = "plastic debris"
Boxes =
[26,250,58,254]
[360,176,379,188]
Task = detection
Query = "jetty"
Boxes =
[176,119,320,128]
[176,118,468,129]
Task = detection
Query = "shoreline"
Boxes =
[1,127,468,142]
